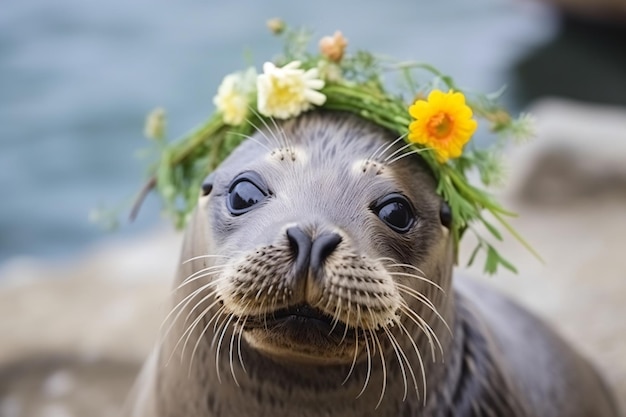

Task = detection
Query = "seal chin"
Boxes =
[242,304,361,364]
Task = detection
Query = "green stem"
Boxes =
[170,114,224,167]
[444,166,517,216]
[443,164,541,261]
[323,84,411,131]
[491,210,544,263]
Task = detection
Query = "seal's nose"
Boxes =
[286,228,342,276]
[286,227,312,279]
[310,232,342,273]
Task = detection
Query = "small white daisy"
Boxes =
[213,67,256,126]
[257,61,326,119]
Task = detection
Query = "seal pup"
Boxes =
[126,112,620,417]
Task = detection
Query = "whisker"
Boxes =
[179,284,227,330]
[160,279,223,343]
[268,114,292,153]
[375,258,443,293]
[180,303,224,367]
[386,148,431,166]
[387,271,444,293]
[340,298,352,345]
[247,107,284,150]
[356,306,372,398]
[400,303,443,361]
[244,114,280,149]
[189,308,227,377]
[175,267,226,292]
[327,295,343,336]
[382,326,408,402]
[398,321,426,405]
[368,312,387,409]
[396,283,451,336]
[395,284,440,313]
[228,318,240,386]
[259,298,268,331]
[376,257,426,276]
[237,317,248,374]
[356,330,372,398]
[369,133,407,162]
[367,137,390,162]
[383,142,414,163]
[398,303,437,359]
[342,326,360,385]
[214,314,236,384]
[187,308,219,377]
[227,131,273,153]
[167,301,219,366]
[182,254,230,265]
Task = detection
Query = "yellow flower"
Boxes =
[257,61,326,119]
[213,68,256,125]
[408,90,477,163]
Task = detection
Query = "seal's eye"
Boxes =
[227,172,269,215]
[201,173,215,197]
[440,201,453,229]
[372,193,415,233]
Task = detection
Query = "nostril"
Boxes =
[286,228,299,257]
[310,232,342,272]
[286,227,312,276]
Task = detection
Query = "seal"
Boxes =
[125,112,620,417]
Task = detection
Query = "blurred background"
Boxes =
[1,0,625,416]
[0,0,558,264]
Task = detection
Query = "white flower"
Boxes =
[509,112,537,143]
[213,67,256,125]
[257,61,326,119]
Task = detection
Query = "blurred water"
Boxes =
[0,0,556,264]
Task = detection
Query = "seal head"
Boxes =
[190,111,452,366]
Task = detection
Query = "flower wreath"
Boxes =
[137,20,539,275]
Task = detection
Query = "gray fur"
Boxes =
[125,112,620,417]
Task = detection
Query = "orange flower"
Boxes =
[319,31,348,62]
[408,90,477,163]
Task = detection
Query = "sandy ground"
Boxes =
[0,98,624,416]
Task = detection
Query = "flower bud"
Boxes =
[266,18,285,35]
[319,31,348,62]
[317,60,343,83]
[144,107,166,141]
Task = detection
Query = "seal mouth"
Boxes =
[245,303,357,341]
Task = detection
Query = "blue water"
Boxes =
[0,0,556,264]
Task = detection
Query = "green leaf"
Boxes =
[484,245,499,275]
[481,217,503,241]
[466,242,482,267]
[498,254,518,274]
[482,244,518,275]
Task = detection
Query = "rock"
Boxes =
[0,228,180,417]
[0,228,179,365]
[0,357,139,417]
[539,0,626,20]
[510,98,626,205]
[460,98,626,412]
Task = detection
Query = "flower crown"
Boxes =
[137,20,539,275]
